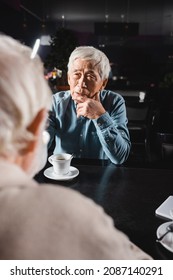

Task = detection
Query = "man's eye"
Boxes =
[73,73,80,77]
[87,74,95,80]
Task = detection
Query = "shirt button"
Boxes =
[80,134,83,137]
[80,149,82,152]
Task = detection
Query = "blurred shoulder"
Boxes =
[38,183,108,215]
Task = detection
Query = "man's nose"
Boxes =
[78,76,87,88]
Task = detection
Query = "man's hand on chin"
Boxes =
[75,93,105,119]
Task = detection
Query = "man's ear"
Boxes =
[27,108,47,136]
[100,79,108,90]
[24,108,47,154]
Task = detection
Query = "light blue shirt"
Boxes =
[47,90,131,164]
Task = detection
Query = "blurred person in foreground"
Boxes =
[47,46,131,164]
[0,34,151,260]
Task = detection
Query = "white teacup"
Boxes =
[48,153,73,175]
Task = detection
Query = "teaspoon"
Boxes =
[156,223,173,242]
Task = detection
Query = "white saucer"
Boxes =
[156,221,173,253]
[44,166,79,181]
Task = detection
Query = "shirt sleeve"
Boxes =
[47,107,56,149]
[47,95,58,150]
[93,95,131,164]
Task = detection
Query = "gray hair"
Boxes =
[67,46,111,80]
[0,34,52,157]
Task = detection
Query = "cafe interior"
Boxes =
[1,0,173,259]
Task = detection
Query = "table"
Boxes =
[35,158,173,260]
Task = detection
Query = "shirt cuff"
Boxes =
[93,112,113,130]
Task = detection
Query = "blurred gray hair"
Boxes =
[67,46,111,80]
[0,34,52,157]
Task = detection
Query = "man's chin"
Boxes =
[71,93,81,101]
[72,92,89,101]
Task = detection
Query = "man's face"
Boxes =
[68,58,106,102]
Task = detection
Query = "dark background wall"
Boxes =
[1,0,173,89]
